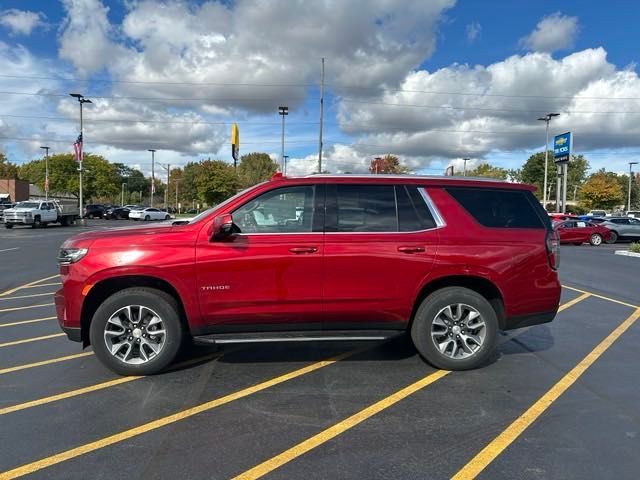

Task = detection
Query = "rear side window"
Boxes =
[335,185,397,232]
[446,187,545,229]
[396,186,436,231]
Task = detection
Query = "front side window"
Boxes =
[233,185,315,233]
[334,185,397,232]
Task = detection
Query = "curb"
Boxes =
[614,250,640,258]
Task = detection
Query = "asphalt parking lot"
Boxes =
[0,221,639,480]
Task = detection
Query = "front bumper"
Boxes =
[55,287,82,342]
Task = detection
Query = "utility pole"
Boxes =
[629,162,639,212]
[283,155,289,176]
[148,149,156,207]
[121,182,126,206]
[160,163,170,209]
[463,158,470,177]
[278,106,288,172]
[69,93,92,223]
[40,146,50,200]
[537,113,560,210]
[318,57,325,174]
[175,178,181,213]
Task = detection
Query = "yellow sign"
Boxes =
[231,123,239,148]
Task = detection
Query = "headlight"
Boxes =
[57,247,88,265]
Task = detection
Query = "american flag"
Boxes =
[73,133,83,162]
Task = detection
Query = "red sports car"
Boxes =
[554,219,611,245]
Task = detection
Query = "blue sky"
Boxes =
[1,0,640,176]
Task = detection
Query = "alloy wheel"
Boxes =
[103,305,167,365]
[430,303,486,360]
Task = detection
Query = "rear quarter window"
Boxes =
[446,187,546,229]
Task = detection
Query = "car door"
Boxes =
[626,218,640,238]
[195,184,324,332]
[322,183,439,329]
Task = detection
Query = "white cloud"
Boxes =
[0,9,46,36]
[520,12,579,53]
[465,22,481,43]
[338,48,640,163]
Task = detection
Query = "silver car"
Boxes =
[601,217,640,243]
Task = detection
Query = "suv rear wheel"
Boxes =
[89,287,183,375]
[411,287,498,370]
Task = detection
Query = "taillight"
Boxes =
[546,229,560,270]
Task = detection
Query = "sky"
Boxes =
[1,0,640,177]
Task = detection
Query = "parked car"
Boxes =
[0,203,15,223]
[4,199,79,228]
[577,215,607,224]
[600,217,640,243]
[553,220,610,245]
[128,207,171,221]
[586,210,607,217]
[104,206,130,220]
[83,204,105,219]
[56,174,561,375]
[626,210,640,218]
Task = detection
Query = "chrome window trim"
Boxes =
[232,186,445,235]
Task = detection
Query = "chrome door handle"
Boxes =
[398,246,425,254]
[289,246,318,254]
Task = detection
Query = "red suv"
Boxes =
[56,175,561,375]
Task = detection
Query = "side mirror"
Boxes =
[211,214,235,241]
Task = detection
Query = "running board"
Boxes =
[192,330,403,346]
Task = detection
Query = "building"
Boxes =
[0,178,29,203]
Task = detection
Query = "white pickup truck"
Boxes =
[4,199,79,229]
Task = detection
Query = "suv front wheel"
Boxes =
[90,287,183,375]
[411,287,498,370]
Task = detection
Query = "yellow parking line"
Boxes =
[0,275,60,298]
[558,292,590,312]
[0,347,366,479]
[452,306,640,480]
[233,369,450,480]
[0,292,54,301]
[0,352,222,416]
[562,284,639,309]
[0,352,94,375]
[0,303,54,313]
[0,333,65,348]
[0,316,57,328]
[22,282,61,289]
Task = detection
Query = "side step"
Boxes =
[192,330,404,346]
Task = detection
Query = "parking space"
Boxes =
[1,224,639,479]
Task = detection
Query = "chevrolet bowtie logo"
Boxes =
[555,136,568,146]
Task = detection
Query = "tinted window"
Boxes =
[233,185,315,233]
[446,187,544,229]
[611,219,629,224]
[396,186,436,231]
[334,185,396,232]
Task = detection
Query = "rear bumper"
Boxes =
[503,309,557,331]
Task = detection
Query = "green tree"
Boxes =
[521,151,589,199]
[193,160,239,205]
[579,170,624,210]
[0,153,19,178]
[464,163,508,180]
[237,152,278,188]
[369,154,410,174]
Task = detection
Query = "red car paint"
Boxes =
[56,175,561,343]
[554,219,611,245]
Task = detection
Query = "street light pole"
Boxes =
[40,146,50,200]
[537,113,560,210]
[160,163,170,209]
[283,155,289,176]
[278,106,288,172]
[148,149,156,207]
[629,162,639,212]
[69,94,92,223]
[463,158,470,176]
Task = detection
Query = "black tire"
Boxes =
[590,233,603,246]
[411,287,498,371]
[89,287,184,376]
[5,223,13,229]
[32,216,41,228]
[165,215,170,220]
[606,231,618,244]
[88,213,94,219]
[145,215,150,221]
